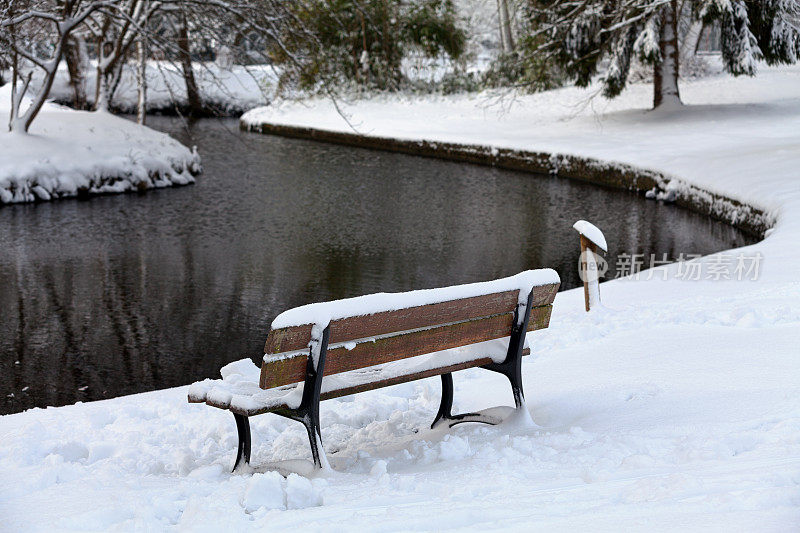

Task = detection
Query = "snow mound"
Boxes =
[241,472,323,513]
[0,85,201,204]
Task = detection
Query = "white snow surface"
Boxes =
[3,65,800,530]
[43,61,277,114]
[271,268,559,330]
[573,219,608,252]
[0,84,200,204]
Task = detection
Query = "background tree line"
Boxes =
[2,0,799,133]
[0,0,468,131]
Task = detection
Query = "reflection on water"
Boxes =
[0,117,756,414]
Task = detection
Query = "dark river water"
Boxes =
[0,117,756,414]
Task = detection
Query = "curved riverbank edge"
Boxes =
[0,154,201,205]
[241,121,772,238]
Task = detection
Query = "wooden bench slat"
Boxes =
[530,303,553,331]
[264,282,559,354]
[327,290,518,349]
[262,324,312,358]
[319,358,495,401]
[264,290,517,354]
[325,313,515,376]
[259,304,552,389]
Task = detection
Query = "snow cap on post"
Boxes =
[572,220,607,252]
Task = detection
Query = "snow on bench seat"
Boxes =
[189,336,520,416]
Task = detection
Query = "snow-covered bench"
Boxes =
[188,269,560,471]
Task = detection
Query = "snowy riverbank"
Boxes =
[2,66,799,529]
[0,85,200,204]
[45,62,276,115]
[243,63,799,235]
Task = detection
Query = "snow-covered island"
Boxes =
[0,84,200,204]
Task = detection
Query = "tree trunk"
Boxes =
[108,59,125,106]
[11,37,68,132]
[9,56,27,132]
[13,67,62,132]
[95,70,111,112]
[95,37,107,111]
[65,35,88,110]
[136,36,147,125]
[680,20,704,62]
[496,0,515,53]
[177,13,202,115]
[653,0,681,109]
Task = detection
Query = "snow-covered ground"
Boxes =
[2,66,800,530]
[45,61,276,115]
[0,84,200,204]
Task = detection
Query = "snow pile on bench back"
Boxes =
[188,358,301,413]
[272,269,560,330]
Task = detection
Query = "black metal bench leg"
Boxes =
[483,337,527,410]
[297,325,330,470]
[232,413,251,472]
[433,289,532,429]
[431,373,455,428]
[431,372,503,428]
[507,353,525,410]
[302,410,327,469]
[482,288,534,412]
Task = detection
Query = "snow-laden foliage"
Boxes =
[750,0,800,64]
[528,0,800,107]
[604,26,638,98]
[699,0,800,76]
[561,4,605,85]
[703,0,762,75]
[528,0,678,105]
[271,0,467,93]
[633,15,662,64]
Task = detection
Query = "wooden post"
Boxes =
[579,235,598,312]
[573,220,607,312]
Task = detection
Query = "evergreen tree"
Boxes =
[271,0,466,92]
[529,0,800,109]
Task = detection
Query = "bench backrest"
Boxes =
[260,272,560,390]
